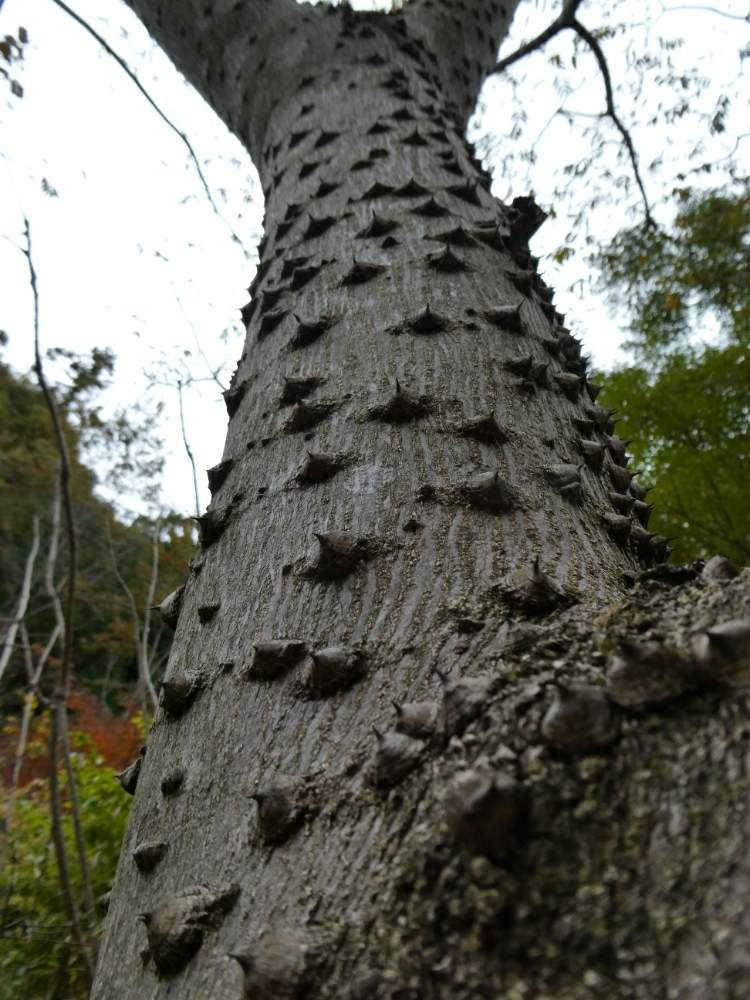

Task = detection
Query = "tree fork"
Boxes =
[94,3,750,998]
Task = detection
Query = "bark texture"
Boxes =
[93,2,750,998]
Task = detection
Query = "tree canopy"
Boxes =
[596,185,750,564]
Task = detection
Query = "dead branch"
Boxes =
[0,515,40,682]
[106,518,160,711]
[490,0,585,74]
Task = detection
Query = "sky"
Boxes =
[0,0,746,519]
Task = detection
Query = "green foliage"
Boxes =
[596,186,750,564]
[0,725,137,999]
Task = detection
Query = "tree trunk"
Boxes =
[92,3,750,998]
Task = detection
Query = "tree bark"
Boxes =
[92,2,750,998]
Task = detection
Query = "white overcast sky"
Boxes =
[0,0,747,518]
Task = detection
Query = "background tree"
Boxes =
[0,339,194,997]
[596,185,750,564]
[84,3,750,1000]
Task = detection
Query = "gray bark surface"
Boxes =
[93,2,750,998]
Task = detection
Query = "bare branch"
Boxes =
[0,515,40,683]
[45,470,98,943]
[23,220,96,979]
[60,709,98,918]
[11,629,38,788]
[0,626,39,864]
[677,130,750,179]
[662,490,750,559]
[25,226,77,701]
[11,624,60,787]
[177,380,202,518]
[490,0,586,75]
[48,0,245,249]
[46,703,95,981]
[660,3,750,21]
[106,518,159,712]
[141,520,162,695]
[489,0,654,226]
[571,19,654,227]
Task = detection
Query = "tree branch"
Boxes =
[404,0,522,129]
[490,0,654,226]
[0,625,41,871]
[571,19,654,227]
[662,491,750,560]
[23,219,95,980]
[125,0,304,163]
[0,515,40,683]
[490,0,585,74]
[141,520,161,694]
[177,379,201,518]
[48,0,246,249]
[25,223,77,702]
[12,624,60,788]
[106,518,159,712]
[660,3,750,21]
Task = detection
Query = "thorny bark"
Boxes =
[10,503,66,792]
[94,2,749,998]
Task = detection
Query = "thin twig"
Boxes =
[48,0,246,248]
[23,219,95,980]
[490,0,654,225]
[177,379,202,517]
[660,3,750,21]
[106,518,159,711]
[141,520,162,698]
[571,19,654,227]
